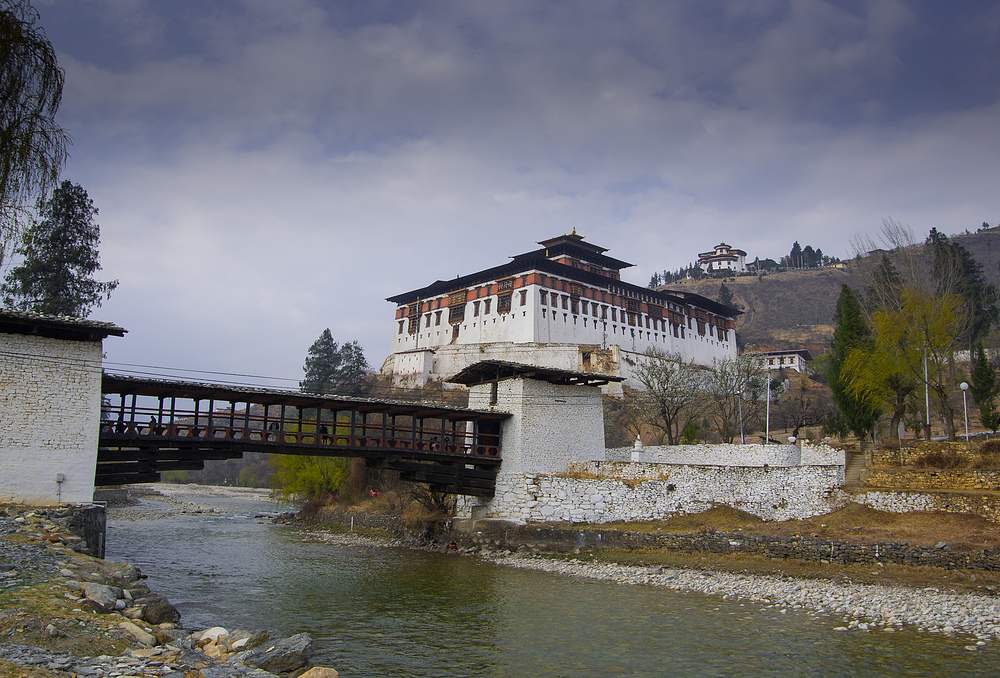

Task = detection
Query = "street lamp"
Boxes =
[961,382,970,442]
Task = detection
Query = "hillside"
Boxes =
[661,267,856,354]
[658,228,1000,356]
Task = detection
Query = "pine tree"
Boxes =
[717,282,739,310]
[1,180,117,316]
[829,284,881,440]
[970,341,1000,432]
[300,329,371,395]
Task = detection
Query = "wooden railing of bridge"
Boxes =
[99,374,508,497]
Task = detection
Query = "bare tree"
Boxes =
[704,352,764,443]
[631,348,703,445]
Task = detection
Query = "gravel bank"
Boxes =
[480,551,1000,647]
[297,522,1000,650]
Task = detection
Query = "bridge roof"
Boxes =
[1,309,126,341]
[446,360,624,387]
[102,373,510,421]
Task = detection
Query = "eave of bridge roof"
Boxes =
[447,360,624,387]
[102,373,510,421]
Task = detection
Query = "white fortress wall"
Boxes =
[0,333,104,505]
[389,281,737,388]
[478,463,845,524]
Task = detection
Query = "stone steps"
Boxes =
[844,453,867,489]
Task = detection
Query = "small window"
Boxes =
[520,290,527,306]
[562,296,568,310]
[435,311,442,325]
[540,290,547,305]
[484,299,492,314]
[398,320,405,334]
[581,300,588,314]
[473,301,480,317]
[612,308,618,322]
[425,314,431,328]
[571,299,579,314]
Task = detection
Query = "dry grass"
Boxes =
[581,504,1000,553]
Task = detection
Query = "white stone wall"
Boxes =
[608,443,802,467]
[0,333,104,505]
[477,461,845,523]
[606,441,844,468]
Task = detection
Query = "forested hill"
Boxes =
[661,267,855,355]
[658,227,1000,356]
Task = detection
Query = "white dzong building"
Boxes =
[697,243,747,273]
[383,232,741,390]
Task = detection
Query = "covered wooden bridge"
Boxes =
[99,374,508,497]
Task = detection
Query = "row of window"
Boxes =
[398,291,529,334]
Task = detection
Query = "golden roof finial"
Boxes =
[571,227,577,236]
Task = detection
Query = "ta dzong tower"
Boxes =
[383,232,740,391]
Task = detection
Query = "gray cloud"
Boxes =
[25,0,1000,382]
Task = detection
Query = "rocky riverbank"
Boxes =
[0,504,335,678]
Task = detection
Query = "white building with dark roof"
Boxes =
[0,310,125,505]
[383,232,741,389]
[698,243,747,273]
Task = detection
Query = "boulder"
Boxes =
[200,627,230,644]
[144,599,181,625]
[79,582,122,609]
[300,668,339,678]
[78,599,109,615]
[240,633,314,673]
[228,629,269,652]
[120,621,157,647]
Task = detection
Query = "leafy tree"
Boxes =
[1,180,117,316]
[632,349,703,445]
[0,0,69,266]
[828,285,881,440]
[867,285,966,440]
[842,255,916,437]
[300,328,371,395]
[925,228,999,352]
[970,340,1000,432]
[270,454,348,502]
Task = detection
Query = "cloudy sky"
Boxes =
[27,0,1000,387]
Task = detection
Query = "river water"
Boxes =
[106,495,1000,677]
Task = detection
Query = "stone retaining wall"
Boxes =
[853,490,1000,524]
[871,441,980,467]
[463,520,1000,571]
[865,468,1000,492]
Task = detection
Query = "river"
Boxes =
[106,494,1000,677]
